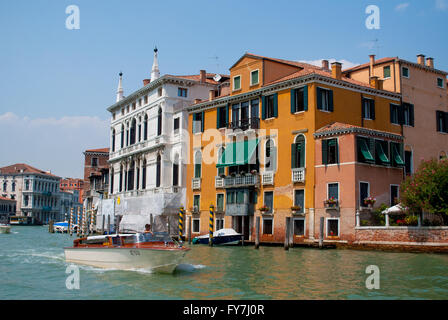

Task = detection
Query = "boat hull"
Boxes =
[0,225,11,234]
[64,247,188,273]
[194,234,242,245]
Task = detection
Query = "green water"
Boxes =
[1,226,448,300]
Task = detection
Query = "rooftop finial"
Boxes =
[116,71,124,102]
[151,46,160,81]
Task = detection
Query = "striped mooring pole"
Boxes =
[178,207,184,241]
[69,207,74,236]
[209,205,214,247]
[76,207,81,236]
[90,208,95,234]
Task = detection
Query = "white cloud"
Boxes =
[0,112,109,179]
[436,0,448,10]
[299,59,359,70]
[395,3,410,11]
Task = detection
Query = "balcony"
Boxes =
[225,203,255,216]
[215,176,224,188]
[292,168,305,183]
[223,174,259,188]
[261,172,274,185]
[227,117,260,131]
[42,206,52,211]
[192,178,201,190]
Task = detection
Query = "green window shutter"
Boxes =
[303,85,308,111]
[290,89,296,114]
[369,138,375,160]
[226,104,229,125]
[317,87,322,110]
[291,143,297,168]
[201,111,205,132]
[328,90,334,112]
[361,98,366,119]
[273,93,278,118]
[216,107,221,129]
[335,138,339,163]
[322,140,328,165]
[409,104,414,127]
[299,142,305,167]
[262,96,266,120]
[398,104,405,125]
[358,138,374,162]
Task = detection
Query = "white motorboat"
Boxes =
[193,228,242,245]
[64,232,189,273]
[0,223,11,234]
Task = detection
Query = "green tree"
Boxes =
[400,159,448,221]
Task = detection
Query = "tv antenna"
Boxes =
[209,55,220,72]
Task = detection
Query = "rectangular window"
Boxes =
[217,194,224,211]
[291,87,307,113]
[327,218,339,237]
[360,182,369,207]
[192,218,200,233]
[402,67,409,78]
[294,189,305,213]
[173,117,180,132]
[375,139,390,165]
[217,106,227,129]
[262,217,273,235]
[328,183,339,201]
[227,191,235,204]
[293,218,305,236]
[251,70,259,86]
[362,98,375,120]
[193,195,200,211]
[405,150,412,175]
[383,66,391,78]
[390,185,399,206]
[233,76,241,91]
[215,218,224,231]
[390,104,399,124]
[264,94,276,119]
[390,142,405,167]
[264,191,274,213]
[91,157,98,167]
[158,88,163,97]
[357,136,375,163]
[322,138,339,165]
[437,77,444,88]
[317,88,333,112]
[436,111,448,133]
[178,88,188,97]
[402,103,414,126]
[144,95,148,104]
[192,112,204,134]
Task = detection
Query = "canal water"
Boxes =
[1,226,448,300]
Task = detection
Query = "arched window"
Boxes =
[120,125,124,149]
[156,155,161,188]
[12,182,15,192]
[3,182,7,192]
[126,123,130,146]
[142,159,147,190]
[265,139,276,172]
[119,165,123,192]
[127,162,134,191]
[138,117,142,142]
[173,154,179,186]
[292,135,306,169]
[130,119,136,145]
[194,151,202,178]
[217,147,225,176]
[157,108,162,136]
[110,168,114,194]
[143,114,148,140]
[111,129,116,152]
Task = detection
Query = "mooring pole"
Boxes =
[284,217,290,250]
[289,217,294,248]
[188,215,192,244]
[76,207,81,237]
[319,217,324,249]
[101,214,105,235]
[255,216,260,249]
[107,214,111,235]
[209,205,214,247]
[178,207,184,241]
[69,207,73,236]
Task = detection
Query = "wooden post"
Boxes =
[188,215,192,244]
[241,216,244,246]
[284,217,290,250]
[167,216,171,235]
[150,214,153,230]
[289,217,294,248]
[101,214,105,235]
[107,214,111,235]
[209,205,214,247]
[255,216,260,249]
[49,220,54,233]
[319,217,324,249]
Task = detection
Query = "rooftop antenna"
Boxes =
[209,55,220,73]
[371,38,382,57]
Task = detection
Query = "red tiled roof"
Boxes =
[85,148,109,153]
[342,57,397,73]
[0,196,15,202]
[315,122,401,137]
[167,73,230,85]
[0,163,58,177]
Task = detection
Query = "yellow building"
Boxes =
[185,53,402,244]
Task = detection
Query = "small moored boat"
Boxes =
[193,228,242,245]
[64,232,189,273]
[53,221,69,233]
[0,223,11,234]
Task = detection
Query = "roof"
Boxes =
[231,52,306,69]
[167,73,230,85]
[0,163,59,177]
[0,196,15,202]
[314,122,403,140]
[342,57,397,73]
[84,148,109,153]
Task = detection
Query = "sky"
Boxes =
[0,0,447,178]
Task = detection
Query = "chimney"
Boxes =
[331,62,342,80]
[194,99,202,104]
[426,57,434,69]
[209,90,215,101]
[369,76,383,90]
[200,70,206,83]
[417,54,425,65]
[143,79,151,86]
[321,60,329,70]
[369,54,375,75]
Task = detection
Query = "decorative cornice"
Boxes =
[313,127,403,141]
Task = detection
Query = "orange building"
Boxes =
[60,178,84,203]
[184,53,404,244]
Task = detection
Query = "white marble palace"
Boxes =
[107,48,229,232]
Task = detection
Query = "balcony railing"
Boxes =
[223,174,259,188]
[292,168,305,183]
[192,178,201,190]
[227,117,260,131]
[215,176,224,188]
[261,172,274,185]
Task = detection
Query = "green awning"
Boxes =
[217,139,259,168]
[359,139,374,162]
[376,142,390,164]
[393,144,405,165]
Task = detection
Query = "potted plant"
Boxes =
[363,197,376,208]
[259,205,270,214]
[291,205,303,215]
[324,197,338,208]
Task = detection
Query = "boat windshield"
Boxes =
[137,232,172,243]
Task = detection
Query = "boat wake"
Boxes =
[175,263,206,273]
